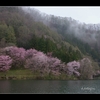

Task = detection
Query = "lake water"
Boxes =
[0,80,100,94]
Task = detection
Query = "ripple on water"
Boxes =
[0,80,100,94]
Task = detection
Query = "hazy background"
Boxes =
[31,6,100,24]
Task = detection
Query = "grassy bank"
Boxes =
[0,69,77,80]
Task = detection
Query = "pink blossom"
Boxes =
[67,61,80,69]
[5,46,26,68]
[25,49,38,58]
[25,48,62,73]
[67,61,80,76]
[0,55,12,71]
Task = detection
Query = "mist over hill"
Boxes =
[22,7,100,63]
[0,6,100,79]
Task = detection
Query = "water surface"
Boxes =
[0,80,100,94]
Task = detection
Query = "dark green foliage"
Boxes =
[29,34,39,50]
[38,36,46,52]
[28,34,82,63]
[0,6,82,63]
[0,23,16,47]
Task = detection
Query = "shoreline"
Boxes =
[0,69,99,80]
[0,69,78,80]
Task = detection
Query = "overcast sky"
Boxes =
[31,6,100,24]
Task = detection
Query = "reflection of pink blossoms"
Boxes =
[0,55,12,71]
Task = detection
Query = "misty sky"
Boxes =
[31,6,100,24]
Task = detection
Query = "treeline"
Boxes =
[64,33,100,62]
[28,34,82,63]
[25,7,100,63]
[47,15,100,62]
[43,14,100,62]
[0,6,82,63]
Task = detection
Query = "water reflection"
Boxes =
[0,80,11,93]
[0,80,100,94]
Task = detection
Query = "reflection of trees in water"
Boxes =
[0,80,11,93]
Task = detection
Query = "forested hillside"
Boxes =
[0,6,83,63]
[23,7,100,64]
[0,6,100,80]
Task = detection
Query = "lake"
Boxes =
[0,80,100,94]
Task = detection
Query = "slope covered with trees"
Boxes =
[0,6,100,80]
[0,6,82,63]
[24,7,100,64]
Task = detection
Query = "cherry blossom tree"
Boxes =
[25,50,48,70]
[0,55,12,71]
[67,60,80,76]
[79,58,93,79]
[25,48,63,74]
[5,46,26,68]
[25,48,38,59]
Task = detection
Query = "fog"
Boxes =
[32,6,100,24]
[22,7,100,49]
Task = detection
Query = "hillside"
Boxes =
[23,7,100,64]
[0,6,83,63]
[0,6,100,80]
